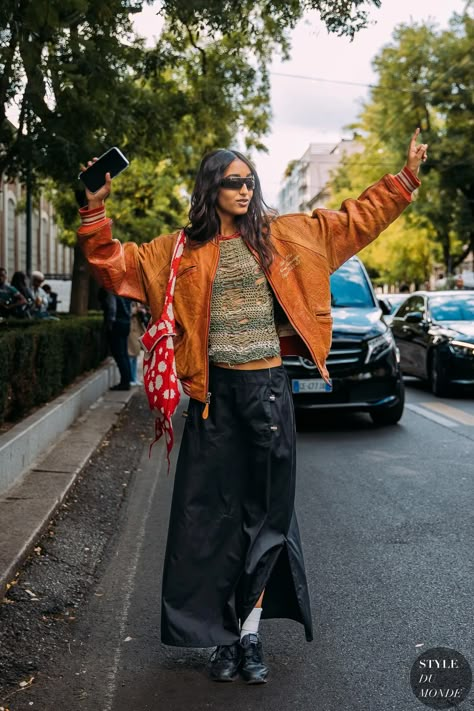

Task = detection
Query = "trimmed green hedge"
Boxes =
[0,316,108,424]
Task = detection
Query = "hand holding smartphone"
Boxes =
[78,147,129,206]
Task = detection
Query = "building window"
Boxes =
[19,213,26,272]
[7,197,16,274]
[32,212,38,271]
[49,221,56,273]
[41,216,48,272]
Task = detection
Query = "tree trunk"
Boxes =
[69,243,90,315]
[451,234,474,269]
[441,232,451,276]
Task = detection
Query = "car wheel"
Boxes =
[430,350,450,397]
[370,379,405,426]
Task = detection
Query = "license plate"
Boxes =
[292,378,333,393]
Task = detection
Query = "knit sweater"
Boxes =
[208,234,281,365]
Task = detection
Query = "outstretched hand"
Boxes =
[79,157,112,208]
[406,128,428,177]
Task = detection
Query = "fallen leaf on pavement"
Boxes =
[19,676,35,688]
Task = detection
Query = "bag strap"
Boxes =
[161,229,186,325]
[140,230,186,353]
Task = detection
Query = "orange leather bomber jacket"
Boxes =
[77,167,420,408]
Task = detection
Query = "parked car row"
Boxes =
[281,257,474,425]
[383,293,410,326]
[390,290,474,396]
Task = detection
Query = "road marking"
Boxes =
[405,403,459,428]
[100,442,165,711]
[421,401,474,426]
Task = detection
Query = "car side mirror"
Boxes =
[405,311,423,324]
[378,297,392,315]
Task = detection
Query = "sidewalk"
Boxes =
[0,364,137,596]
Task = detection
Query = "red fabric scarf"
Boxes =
[140,230,186,474]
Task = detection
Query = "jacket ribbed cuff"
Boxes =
[78,204,106,227]
[394,166,421,194]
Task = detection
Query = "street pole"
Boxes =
[25,103,32,276]
[26,164,32,276]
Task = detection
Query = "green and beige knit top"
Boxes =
[208,233,281,365]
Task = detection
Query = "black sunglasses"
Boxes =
[219,176,255,190]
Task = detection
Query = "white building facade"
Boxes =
[277,139,363,214]
[0,174,73,278]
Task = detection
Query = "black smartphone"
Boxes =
[78,147,129,193]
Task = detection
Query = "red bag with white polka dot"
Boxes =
[139,230,186,474]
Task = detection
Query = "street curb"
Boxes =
[0,368,138,597]
[0,360,119,496]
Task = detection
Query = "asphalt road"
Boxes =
[3,380,474,711]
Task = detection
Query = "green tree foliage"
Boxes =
[1,1,144,184]
[328,11,473,284]
[98,157,189,244]
[0,0,381,310]
[157,0,382,44]
[1,0,381,184]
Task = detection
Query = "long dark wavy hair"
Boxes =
[184,149,278,270]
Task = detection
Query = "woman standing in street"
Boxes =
[77,129,427,684]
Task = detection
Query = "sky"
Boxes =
[132,0,465,205]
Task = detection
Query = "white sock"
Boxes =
[240,607,262,640]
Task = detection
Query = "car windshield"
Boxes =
[330,260,374,308]
[429,294,474,321]
[389,295,408,313]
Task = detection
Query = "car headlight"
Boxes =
[448,340,474,357]
[365,330,395,363]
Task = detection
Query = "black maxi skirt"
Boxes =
[160,364,313,647]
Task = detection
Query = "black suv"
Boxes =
[282,256,404,425]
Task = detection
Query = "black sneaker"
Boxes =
[208,640,241,682]
[240,633,269,684]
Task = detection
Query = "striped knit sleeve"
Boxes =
[76,204,147,303]
[78,204,107,229]
[391,166,421,201]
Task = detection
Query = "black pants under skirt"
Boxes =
[160,364,313,647]
[108,321,131,386]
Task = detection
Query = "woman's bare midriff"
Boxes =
[212,355,282,370]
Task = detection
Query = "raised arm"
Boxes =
[77,205,148,302]
[77,160,163,303]
[313,129,428,272]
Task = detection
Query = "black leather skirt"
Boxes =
[160,364,313,647]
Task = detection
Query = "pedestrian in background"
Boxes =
[31,271,50,319]
[11,271,34,318]
[0,267,27,318]
[128,301,146,385]
[42,283,59,312]
[98,288,132,391]
[77,129,427,685]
